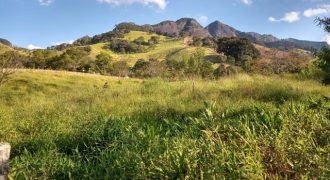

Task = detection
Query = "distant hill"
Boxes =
[205,20,327,50]
[0,38,12,47]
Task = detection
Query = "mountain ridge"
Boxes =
[60,18,329,51]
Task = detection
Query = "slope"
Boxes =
[89,31,219,65]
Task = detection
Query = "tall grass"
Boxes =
[0,70,329,179]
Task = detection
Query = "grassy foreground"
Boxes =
[0,70,329,179]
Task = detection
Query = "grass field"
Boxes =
[89,31,218,65]
[0,70,329,179]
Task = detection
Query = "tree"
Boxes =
[27,49,57,69]
[94,53,113,75]
[316,17,330,84]
[0,51,22,87]
[73,36,92,46]
[185,48,214,78]
[316,17,330,32]
[217,37,260,68]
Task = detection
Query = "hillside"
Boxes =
[89,31,219,65]
[0,43,13,54]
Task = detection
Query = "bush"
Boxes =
[214,64,241,78]
[133,37,146,45]
[149,36,160,45]
[132,59,165,78]
[111,61,130,77]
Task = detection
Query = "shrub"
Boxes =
[111,61,130,77]
[214,64,240,78]
[132,59,165,78]
[149,36,160,45]
[133,36,146,45]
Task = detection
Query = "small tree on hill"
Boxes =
[94,53,113,75]
[0,51,22,87]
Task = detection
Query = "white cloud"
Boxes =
[27,44,44,50]
[304,8,328,17]
[268,11,300,23]
[52,40,74,46]
[268,17,276,22]
[282,11,300,23]
[38,0,54,6]
[241,0,252,5]
[97,0,168,10]
[324,34,330,45]
[197,15,209,25]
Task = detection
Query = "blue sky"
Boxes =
[0,0,330,49]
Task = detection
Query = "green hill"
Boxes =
[89,31,219,65]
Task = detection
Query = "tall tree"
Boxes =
[316,17,330,84]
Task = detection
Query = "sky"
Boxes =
[0,0,330,49]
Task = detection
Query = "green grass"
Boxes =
[89,31,218,65]
[0,70,329,179]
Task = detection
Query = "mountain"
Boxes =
[149,18,210,37]
[205,21,279,43]
[206,21,239,37]
[0,38,12,47]
[149,19,328,50]
[205,20,327,50]
[241,32,279,43]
